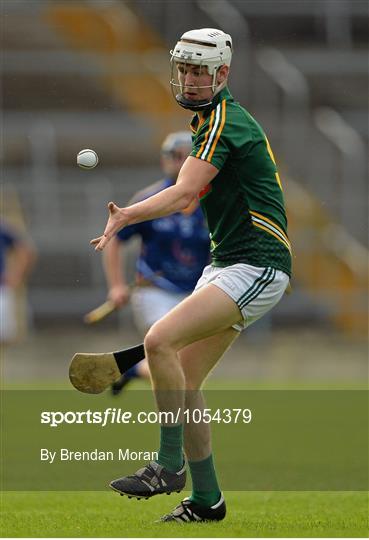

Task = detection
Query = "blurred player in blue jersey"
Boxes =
[102,131,210,394]
[0,220,36,343]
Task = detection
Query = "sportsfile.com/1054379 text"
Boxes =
[40,408,252,427]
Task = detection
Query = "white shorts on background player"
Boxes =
[0,285,17,342]
[130,286,188,335]
[195,263,289,332]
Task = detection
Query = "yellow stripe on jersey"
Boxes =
[196,110,215,158]
[207,99,227,162]
[250,210,291,251]
[250,210,289,243]
[265,135,276,164]
[265,135,283,190]
[275,171,283,190]
[197,100,225,161]
[197,112,206,132]
[252,222,291,253]
[190,112,205,134]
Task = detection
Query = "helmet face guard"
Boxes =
[169,57,219,111]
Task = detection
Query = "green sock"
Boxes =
[156,424,183,472]
[189,454,221,507]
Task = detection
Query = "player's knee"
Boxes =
[144,325,171,358]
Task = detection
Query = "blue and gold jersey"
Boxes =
[117,179,210,293]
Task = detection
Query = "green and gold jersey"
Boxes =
[190,86,292,276]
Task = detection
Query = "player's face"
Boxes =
[161,145,191,179]
[176,63,214,101]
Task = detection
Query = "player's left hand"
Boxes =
[90,202,126,251]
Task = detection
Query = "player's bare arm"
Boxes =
[102,236,130,307]
[6,241,36,288]
[91,157,218,251]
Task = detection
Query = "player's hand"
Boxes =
[90,202,126,251]
[108,284,131,307]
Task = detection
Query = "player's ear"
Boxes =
[217,65,229,84]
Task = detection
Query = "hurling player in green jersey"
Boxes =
[91,28,291,523]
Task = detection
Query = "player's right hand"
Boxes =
[108,285,131,308]
[91,202,127,251]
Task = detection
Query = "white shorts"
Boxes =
[130,286,188,335]
[194,263,289,332]
[0,285,17,342]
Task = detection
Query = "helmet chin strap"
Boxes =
[175,95,212,111]
[175,78,228,112]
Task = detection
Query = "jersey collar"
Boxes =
[210,86,233,111]
[190,86,233,132]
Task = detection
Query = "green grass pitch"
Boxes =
[2,380,367,537]
[1,490,367,537]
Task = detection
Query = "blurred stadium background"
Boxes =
[2,0,368,385]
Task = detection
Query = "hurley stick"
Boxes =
[69,343,145,394]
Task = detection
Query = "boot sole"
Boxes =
[109,482,183,500]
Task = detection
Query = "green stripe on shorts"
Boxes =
[240,268,276,309]
[236,267,271,309]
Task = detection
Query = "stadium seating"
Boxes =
[2,0,367,334]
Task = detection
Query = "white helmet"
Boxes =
[170,28,233,111]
